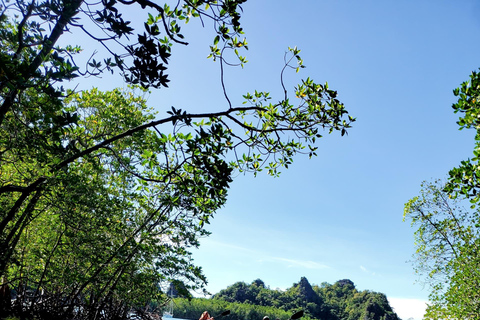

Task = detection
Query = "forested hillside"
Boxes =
[172,278,400,320]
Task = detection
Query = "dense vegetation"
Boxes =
[0,0,354,319]
[404,70,480,319]
[172,278,400,320]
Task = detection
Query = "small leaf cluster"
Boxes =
[232,53,355,176]
[446,70,480,205]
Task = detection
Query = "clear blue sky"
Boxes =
[69,1,480,319]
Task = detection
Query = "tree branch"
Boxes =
[0,0,84,126]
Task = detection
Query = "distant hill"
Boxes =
[172,277,401,320]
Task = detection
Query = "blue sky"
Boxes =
[184,2,480,320]
[68,1,480,319]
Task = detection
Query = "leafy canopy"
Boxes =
[0,0,355,318]
[405,70,480,319]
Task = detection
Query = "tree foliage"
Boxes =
[445,69,480,202]
[405,69,480,319]
[405,182,480,319]
[172,297,298,320]
[0,0,355,319]
[208,278,399,320]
